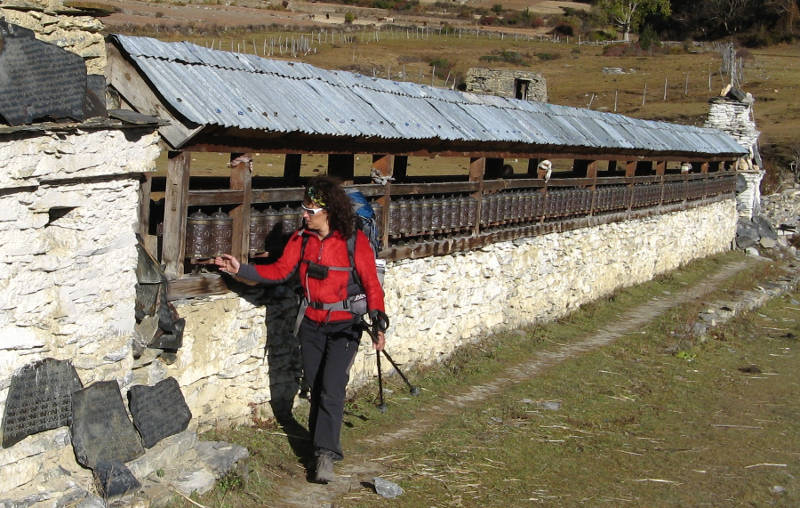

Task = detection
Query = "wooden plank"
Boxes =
[625,161,637,178]
[188,189,246,206]
[655,160,666,176]
[699,162,709,173]
[167,275,229,301]
[106,43,203,149]
[138,173,151,240]
[163,151,190,279]
[229,153,252,263]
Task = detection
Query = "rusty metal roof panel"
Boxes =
[111,35,747,156]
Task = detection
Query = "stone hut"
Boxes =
[465,67,547,102]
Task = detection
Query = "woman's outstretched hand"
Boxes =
[214,253,240,274]
[373,331,385,351]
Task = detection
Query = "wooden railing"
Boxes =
[163,172,736,300]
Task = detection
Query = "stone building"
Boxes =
[465,67,547,102]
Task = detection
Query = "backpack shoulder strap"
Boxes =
[347,232,362,290]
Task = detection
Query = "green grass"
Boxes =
[173,250,800,507]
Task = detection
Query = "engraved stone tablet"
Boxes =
[127,377,192,448]
[1,358,83,448]
[0,20,87,125]
[70,381,144,468]
[93,461,141,499]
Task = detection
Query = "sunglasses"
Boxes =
[301,204,325,216]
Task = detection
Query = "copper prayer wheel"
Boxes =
[387,200,400,238]
[249,207,268,256]
[461,196,476,228]
[279,205,296,235]
[398,199,411,236]
[210,208,232,257]
[185,210,212,259]
[430,196,442,231]
[409,198,422,236]
[446,196,459,230]
[421,198,433,233]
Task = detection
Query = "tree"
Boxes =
[599,0,671,41]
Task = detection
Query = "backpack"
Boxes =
[345,188,382,257]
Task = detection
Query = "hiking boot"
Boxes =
[315,454,334,483]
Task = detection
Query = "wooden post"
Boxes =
[372,154,395,251]
[624,161,637,178]
[328,154,354,183]
[229,153,252,264]
[284,154,302,186]
[469,157,485,236]
[655,161,666,176]
[699,162,709,173]
[587,161,598,215]
[138,174,156,255]
[163,151,190,279]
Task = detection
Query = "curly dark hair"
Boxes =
[304,176,355,238]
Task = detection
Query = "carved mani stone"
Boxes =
[70,381,144,469]
[1,358,83,448]
[93,461,141,499]
[0,19,87,125]
[127,377,192,448]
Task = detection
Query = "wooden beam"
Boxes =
[624,161,637,178]
[229,153,252,263]
[699,162,709,173]
[328,154,354,182]
[655,160,666,176]
[137,174,157,257]
[163,151,190,279]
[284,154,301,185]
[106,43,202,149]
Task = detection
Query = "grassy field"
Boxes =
[97,1,800,178]
[177,251,800,506]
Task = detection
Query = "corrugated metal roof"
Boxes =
[111,34,747,156]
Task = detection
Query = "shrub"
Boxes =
[535,52,560,61]
[344,11,355,24]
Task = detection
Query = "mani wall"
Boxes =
[168,197,737,431]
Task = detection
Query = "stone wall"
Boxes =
[0,128,160,492]
[165,198,736,432]
[465,67,547,102]
[0,1,106,74]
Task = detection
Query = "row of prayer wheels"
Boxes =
[185,206,305,259]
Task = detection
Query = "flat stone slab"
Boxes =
[70,381,144,469]
[93,461,140,499]
[2,358,83,448]
[127,377,192,448]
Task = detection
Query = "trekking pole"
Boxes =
[381,350,420,396]
[376,348,387,413]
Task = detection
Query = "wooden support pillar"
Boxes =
[587,160,598,215]
[284,154,301,186]
[328,154,354,182]
[527,158,540,177]
[163,151,190,279]
[393,155,408,182]
[469,157,485,236]
[485,157,504,179]
[655,160,666,176]
[624,161,637,178]
[138,173,156,255]
[372,154,395,252]
[229,153,252,264]
[699,162,709,173]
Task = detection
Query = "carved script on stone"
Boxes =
[128,377,192,448]
[0,20,86,125]
[70,381,144,468]
[1,358,83,448]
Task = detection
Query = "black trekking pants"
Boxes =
[298,317,361,461]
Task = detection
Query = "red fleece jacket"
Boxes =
[238,229,385,324]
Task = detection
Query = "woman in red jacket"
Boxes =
[214,176,386,484]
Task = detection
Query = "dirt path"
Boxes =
[267,257,764,506]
